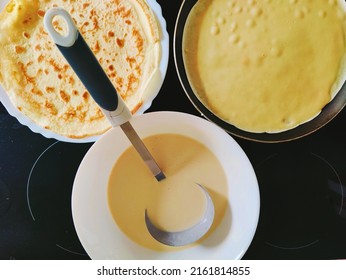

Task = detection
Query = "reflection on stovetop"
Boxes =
[1,100,346,259]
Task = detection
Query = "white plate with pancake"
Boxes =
[0,0,169,143]
[72,111,260,259]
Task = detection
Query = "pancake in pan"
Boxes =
[183,0,346,133]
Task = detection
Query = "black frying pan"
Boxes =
[173,0,346,143]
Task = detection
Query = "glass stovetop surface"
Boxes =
[1,0,345,260]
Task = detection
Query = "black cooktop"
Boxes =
[1,0,346,259]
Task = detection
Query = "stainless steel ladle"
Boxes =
[44,7,215,246]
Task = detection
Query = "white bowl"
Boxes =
[72,111,260,259]
[0,0,169,143]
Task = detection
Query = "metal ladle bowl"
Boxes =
[145,183,215,246]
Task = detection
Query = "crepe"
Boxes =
[0,0,160,138]
[183,0,346,133]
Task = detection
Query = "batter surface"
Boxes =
[108,133,228,251]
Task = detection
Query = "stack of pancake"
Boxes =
[0,0,160,138]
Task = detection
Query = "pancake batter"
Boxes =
[108,133,228,251]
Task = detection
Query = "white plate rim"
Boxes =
[0,0,169,143]
[72,111,260,259]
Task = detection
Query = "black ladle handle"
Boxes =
[44,7,132,126]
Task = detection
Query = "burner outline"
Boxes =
[257,152,344,250]
[265,239,320,250]
[26,140,88,257]
[26,141,59,221]
[55,244,87,256]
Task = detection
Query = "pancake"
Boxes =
[0,0,160,138]
[183,0,346,133]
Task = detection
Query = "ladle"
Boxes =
[44,7,215,246]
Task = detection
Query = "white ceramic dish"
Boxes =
[0,0,169,143]
[72,111,260,259]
